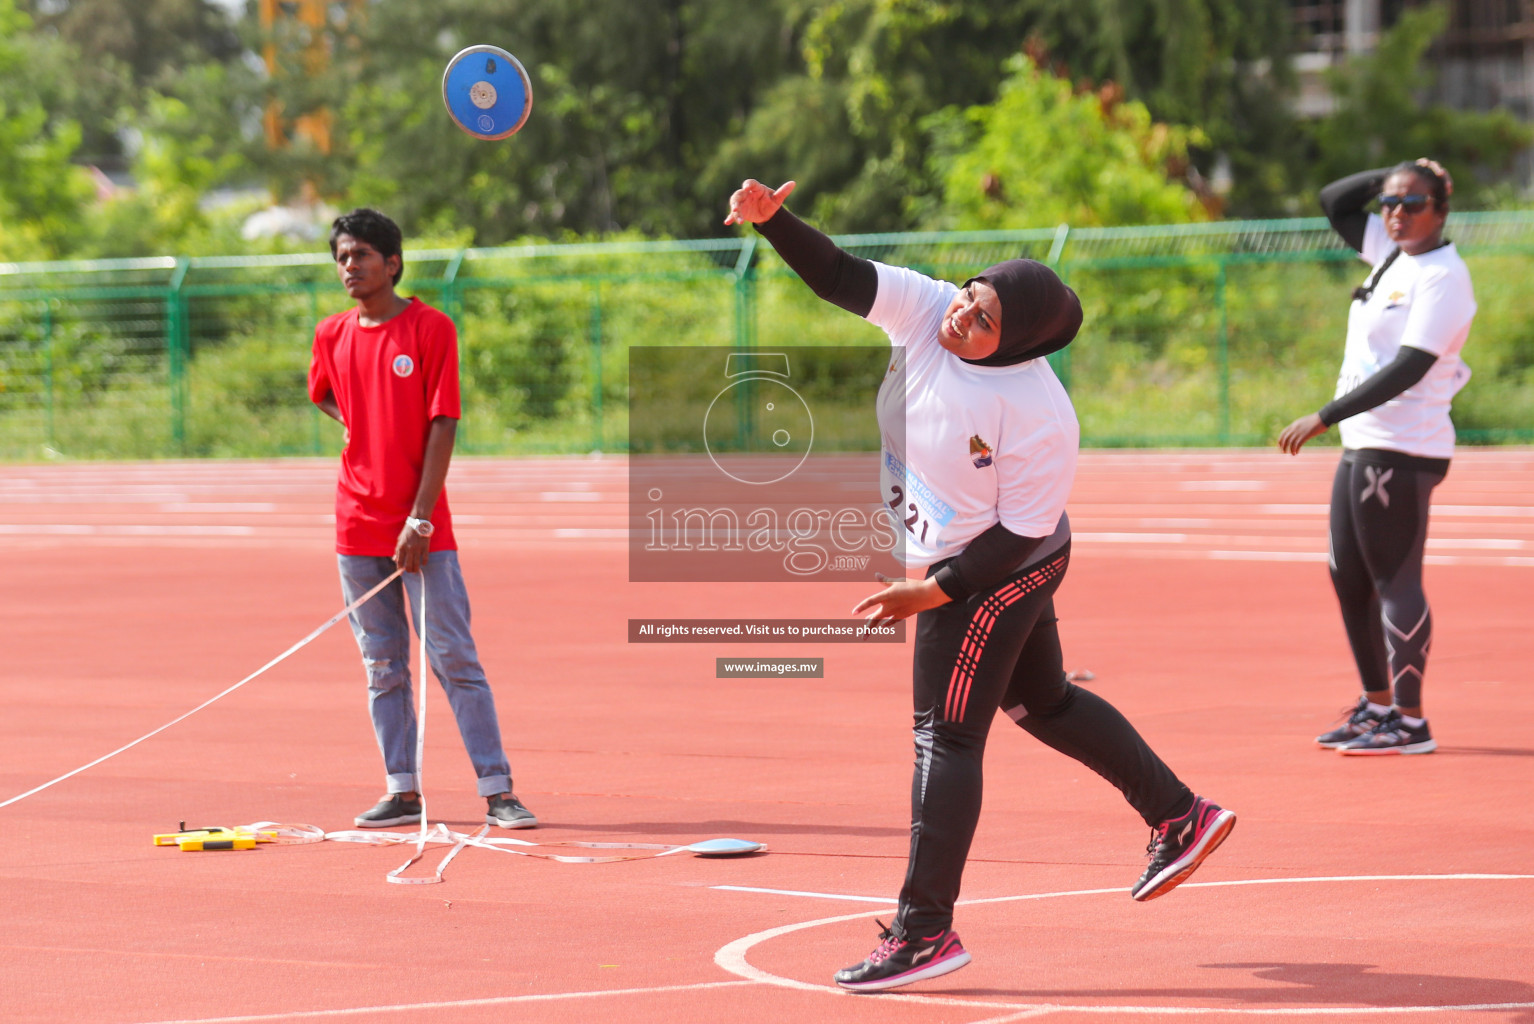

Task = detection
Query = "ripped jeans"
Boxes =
[337,551,512,797]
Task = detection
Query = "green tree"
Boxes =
[18,0,242,172]
[709,0,1297,231]
[248,0,803,242]
[924,55,1207,229]
[1307,4,1531,204]
[80,86,251,258]
[0,0,92,258]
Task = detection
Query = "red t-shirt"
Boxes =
[308,297,460,556]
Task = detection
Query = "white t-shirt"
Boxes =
[1334,214,1475,459]
[868,262,1078,572]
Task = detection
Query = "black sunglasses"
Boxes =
[1378,193,1432,213]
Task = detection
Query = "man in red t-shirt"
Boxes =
[308,208,534,830]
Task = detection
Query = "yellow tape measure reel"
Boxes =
[153,822,278,852]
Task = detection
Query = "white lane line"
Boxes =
[134,980,758,1024]
[159,502,278,512]
[1427,537,1527,550]
[715,874,1534,1016]
[714,884,897,904]
[966,1011,1059,1024]
[1178,481,1268,491]
[1209,550,1328,562]
[0,524,256,536]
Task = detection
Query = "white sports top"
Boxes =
[868,262,1078,572]
[1335,213,1475,459]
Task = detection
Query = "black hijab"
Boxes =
[960,258,1083,367]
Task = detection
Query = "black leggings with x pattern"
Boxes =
[1328,449,1448,709]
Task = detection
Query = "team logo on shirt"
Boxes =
[968,435,993,469]
[1384,290,1406,309]
[392,354,415,378]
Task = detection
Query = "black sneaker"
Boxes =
[833,920,971,992]
[354,794,422,828]
[1316,696,1389,748]
[1338,710,1436,755]
[486,792,537,829]
[1131,795,1236,901]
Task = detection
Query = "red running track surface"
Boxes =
[2,450,1532,1024]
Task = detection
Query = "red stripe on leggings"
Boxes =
[942,556,1066,722]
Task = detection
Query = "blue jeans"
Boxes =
[337,551,512,797]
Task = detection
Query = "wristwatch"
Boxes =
[405,517,435,538]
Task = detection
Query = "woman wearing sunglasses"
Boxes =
[726,178,1235,992]
[1279,159,1476,755]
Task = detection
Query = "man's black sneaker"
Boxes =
[1316,696,1389,748]
[833,920,971,992]
[1131,795,1236,901]
[354,794,422,828]
[486,792,538,829]
[1338,710,1436,755]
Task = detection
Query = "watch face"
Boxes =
[702,376,814,485]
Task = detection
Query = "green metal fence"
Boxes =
[4,213,1533,460]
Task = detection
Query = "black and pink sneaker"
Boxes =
[1130,795,1236,902]
[833,920,971,992]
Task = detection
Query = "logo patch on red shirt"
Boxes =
[392,354,415,378]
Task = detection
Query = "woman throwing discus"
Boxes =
[1280,159,1475,756]
[726,179,1235,993]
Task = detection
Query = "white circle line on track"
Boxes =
[712,874,1534,1016]
[130,980,758,1024]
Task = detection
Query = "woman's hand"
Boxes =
[1278,413,1328,455]
[724,179,796,226]
[852,572,950,627]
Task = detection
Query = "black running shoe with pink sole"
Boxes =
[834,920,971,992]
[1131,795,1236,902]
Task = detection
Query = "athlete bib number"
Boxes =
[884,452,956,548]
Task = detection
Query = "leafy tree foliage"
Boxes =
[0,0,92,258]
[17,0,242,171]
[0,0,1528,256]
[247,0,803,242]
[924,55,1207,229]
[713,0,1297,230]
[1305,4,1531,206]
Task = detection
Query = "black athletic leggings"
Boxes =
[1328,451,1447,709]
[893,544,1191,939]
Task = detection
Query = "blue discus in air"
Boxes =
[442,44,533,140]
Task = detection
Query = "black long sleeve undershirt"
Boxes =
[755,208,1048,602]
[932,524,1045,602]
[1319,346,1439,427]
[1319,167,1390,252]
[754,207,878,317]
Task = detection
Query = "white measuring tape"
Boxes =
[12,564,767,885]
[323,825,765,868]
[159,820,767,881]
[0,568,406,811]
[387,573,437,884]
